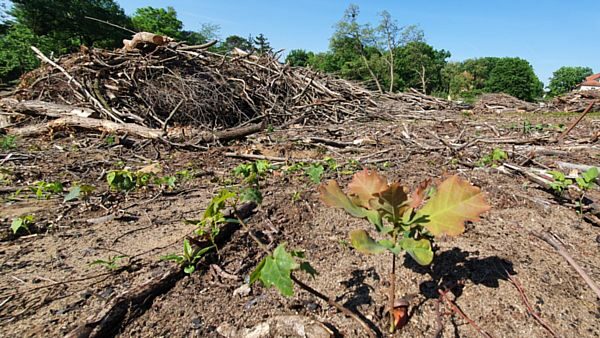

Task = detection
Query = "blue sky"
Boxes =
[117,1,598,85]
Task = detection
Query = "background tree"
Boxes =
[396,41,450,94]
[285,49,314,67]
[1,0,131,83]
[218,35,253,53]
[485,57,543,101]
[548,66,593,96]
[131,6,182,38]
[333,4,383,93]
[9,0,131,50]
[253,33,272,54]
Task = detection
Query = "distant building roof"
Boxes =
[580,73,600,87]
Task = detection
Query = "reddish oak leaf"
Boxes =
[319,180,381,226]
[417,175,490,237]
[347,169,388,209]
[409,179,431,208]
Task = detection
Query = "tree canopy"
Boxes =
[131,6,182,39]
[548,66,593,96]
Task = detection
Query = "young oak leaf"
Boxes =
[349,229,388,254]
[409,179,431,208]
[399,238,433,265]
[319,180,382,227]
[416,175,490,237]
[347,169,388,208]
[371,182,409,220]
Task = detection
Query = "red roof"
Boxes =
[580,73,600,87]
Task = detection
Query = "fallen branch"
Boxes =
[534,232,600,300]
[30,46,123,123]
[504,272,558,337]
[64,202,256,338]
[438,289,494,338]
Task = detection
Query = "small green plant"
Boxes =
[89,255,128,270]
[575,167,598,191]
[548,170,573,194]
[64,184,96,202]
[104,134,116,146]
[107,170,137,191]
[161,239,213,274]
[1,135,16,150]
[11,215,34,234]
[233,160,272,204]
[477,148,508,167]
[305,163,325,184]
[319,170,490,332]
[250,243,317,296]
[31,181,63,199]
[186,189,236,248]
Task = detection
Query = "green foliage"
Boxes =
[89,255,128,270]
[442,57,543,102]
[218,35,253,53]
[575,167,598,191]
[64,184,95,202]
[477,148,508,167]
[485,57,543,102]
[131,6,182,38]
[11,214,34,234]
[395,41,451,94]
[253,33,272,54]
[305,164,325,184]
[548,66,593,96]
[233,160,271,204]
[286,49,314,67]
[548,170,573,193]
[320,170,490,265]
[250,244,317,297]
[161,239,213,274]
[107,170,137,191]
[31,181,63,199]
[1,135,16,149]
[8,0,131,51]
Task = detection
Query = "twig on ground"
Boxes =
[437,289,494,338]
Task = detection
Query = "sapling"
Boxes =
[319,169,490,332]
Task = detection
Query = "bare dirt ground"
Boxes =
[1,108,599,337]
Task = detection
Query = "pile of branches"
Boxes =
[14,35,381,132]
[546,90,600,112]
[472,93,540,114]
[384,88,459,113]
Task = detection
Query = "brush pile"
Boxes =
[472,93,540,114]
[546,90,600,112]
[15,35,381,131]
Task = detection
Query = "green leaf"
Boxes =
[183,239,193,260]
[349,229,387,254]
[184,265,196,274]
[64,186,81,202]
[10,218,24,234]
[257,244,299,297]
[582,167,599,183]
[305,164,325,184]
[416,175,490,237]
[192,245,214,260]
[399,238,433,265]
[160,254,184,263]
[319,180,382,227]
[378,239,402,255]
[240,187,263,204]
[250,257,266,285]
